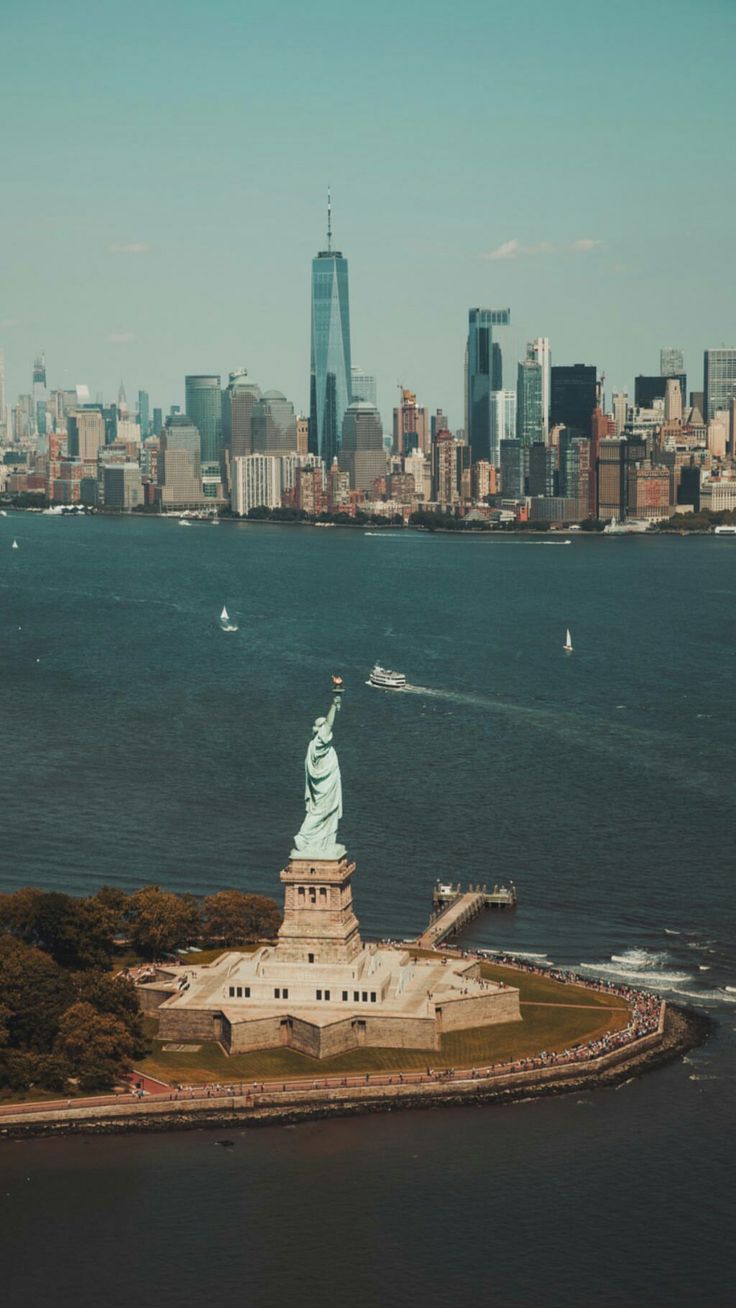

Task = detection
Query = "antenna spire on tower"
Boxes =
[327,187,332,253]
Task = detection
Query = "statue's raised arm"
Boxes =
[291,684,345,861]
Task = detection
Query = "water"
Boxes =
[1,515,734,1306]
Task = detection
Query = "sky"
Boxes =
[1,0,734,428]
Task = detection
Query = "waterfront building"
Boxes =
[404,449,431,501]
[338,401,387,493]
[231,454,282,514]
[528,337,551,434]
[490,389,516,465]
[704,349,736,422]
[528,442,556,498]
[350,367,377,406]
[596,436,648,520]
[528,496,579,523]
[309,196,352,468]
[559,433,591,516]
[700,478,736,512]
[471,459,496,501]
[159,414,203,506]
[393,387,429,454]
[296,416,309,456]
[516,356,544,446]
[0,348,6,442]
[626,463,671,520]
[295,464,327,515]
[499,439,524,499]
[103,462,144,510]
[550,364,596,437]
[252,391,298,456]
[661,347,684,378]
[137,390,150,438]
[432,429,462,505]
[67,409,105,461]
[185,374,222,463]
[224,370,261,459]
[466,307,511,463]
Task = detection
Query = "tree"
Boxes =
[54,1002,135,1090]
[129,886,200,958]
[72,971,146,1057]
[0,936,72,1052]
[201,890,282,945]
[20,891,115,970]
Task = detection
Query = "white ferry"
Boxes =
[368,663,407,690]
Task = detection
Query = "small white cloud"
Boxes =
[481,237,603,261]
[108,242,150,255]
[570,238,603,253]
[106,331,136,344]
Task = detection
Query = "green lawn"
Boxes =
[139,998,628,1085]
[478,961,628,1008]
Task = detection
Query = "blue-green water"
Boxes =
[1,515,734,1306]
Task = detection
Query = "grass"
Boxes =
[478,961,628,1008]
[138,985,630,1085]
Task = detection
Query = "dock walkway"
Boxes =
[417,891,486,948]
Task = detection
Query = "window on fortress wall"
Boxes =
[274,988,280,998]
[319,887,327,899]
[316,989,322,1000]
[325,990,330,1000]
[370,992,376,1002]
[229,986,235,997]
[308,954,314,963]
[353,991,359,1001]
[298,887,305,899]
[282,988,288,999]
[309,888,317,903]
[362,992,368,1002]
[244,988,250,997]
[236,986,243,997]
[342,991,348,1001]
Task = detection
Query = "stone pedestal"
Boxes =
[276,856,362,964]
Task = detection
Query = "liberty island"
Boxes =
[141,683,521,1056]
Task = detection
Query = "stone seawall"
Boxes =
[0,1006,709,1139]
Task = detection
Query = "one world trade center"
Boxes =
[309,194,352,468]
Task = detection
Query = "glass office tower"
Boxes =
[466,308,511,463]
[185,375,222,463]
[516,358,544,445]
[550,364,597,437]
[309,200,352,467]
[704,349,736,421]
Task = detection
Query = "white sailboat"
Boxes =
[219,605,238,632]
[11,539,18,550]
[563,627,573,653]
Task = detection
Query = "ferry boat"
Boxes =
[368,663,407,690]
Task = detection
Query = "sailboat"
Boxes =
[219,605,238,633]
[11,539,18,550]
[563,628,573,653]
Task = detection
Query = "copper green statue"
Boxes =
[292,680,345,860]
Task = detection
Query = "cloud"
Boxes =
[108,242,150,255]
[106,331,136,344]
[0,317,21,329]
[481,237,603,261]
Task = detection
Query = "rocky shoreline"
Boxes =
[0,1004,710,1140]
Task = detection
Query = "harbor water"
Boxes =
[1,515,734,1306]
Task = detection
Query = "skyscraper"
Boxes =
[704,349,736,421]
[635,374,686,410]
[309,194,352,468]
[32,353,47,440]
[490,390,516,464]
[393,388,429,454]
[466,308,511,463]
[550,364,597,437]
[338,401,386,493]
[0,348,6,441]
[137,390,150,438]
[350,367,377,407]
[516,356,544,446]
[528,337,551,435]
[251,391,298,455]
[185,374,222,463]
[224,370,261,458]
[660,348,684,378]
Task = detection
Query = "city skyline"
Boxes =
[1,0,734,421]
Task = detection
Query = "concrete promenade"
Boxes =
[0,997,673,1133]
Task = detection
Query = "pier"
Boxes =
[417,881,517,948]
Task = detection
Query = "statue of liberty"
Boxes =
[292,680,345,860]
